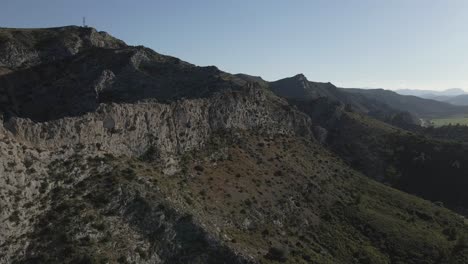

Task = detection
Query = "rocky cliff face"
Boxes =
[2,86,313,172]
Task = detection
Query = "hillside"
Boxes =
[0,26,467,264]
[260,74,421,128]
[342,88,468,118]
[421,125,468,143]
[0,27,254,122]
[267,74,467,123]
[443,94,468,106]
[396,89,468,106]
[286,97,468,215]
[270,74,343,102]
[0,26,126,70]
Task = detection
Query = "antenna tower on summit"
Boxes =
[82,17,87,27]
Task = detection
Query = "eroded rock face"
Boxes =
[0,124,70,260]
[0,86,313,262]
[4,87,313,160]
[312,125,328,144]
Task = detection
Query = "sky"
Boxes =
[1,0,468,91]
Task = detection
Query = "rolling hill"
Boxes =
[342,88,468,118]
[443,94,468,106]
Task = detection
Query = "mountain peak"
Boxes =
[293,73,308,81]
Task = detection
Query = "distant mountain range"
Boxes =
[264,73,468,120]
[396,88,468,106]
[396,88,466,97]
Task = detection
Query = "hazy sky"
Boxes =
[2,0,468,90]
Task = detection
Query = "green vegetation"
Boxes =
[132,131,468,263]
[11,130,468,264]
[431,115,468,127]
[291,98,468,216]
[422,124,468,143]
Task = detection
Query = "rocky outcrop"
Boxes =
[0,44,242,121]
[3,87,313,162]
[0,26,126,70]
[270,74,341,102]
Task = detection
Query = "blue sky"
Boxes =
[1,0,468,90]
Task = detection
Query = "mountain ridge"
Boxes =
[396,88,466,97]
[396,88,468,106]
[0,26,126,70]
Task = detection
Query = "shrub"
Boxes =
[443,227,457,241]
[454,234,467,252]
[139,146,158,162]
[274,170,283,177]
[264,247,288,262]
